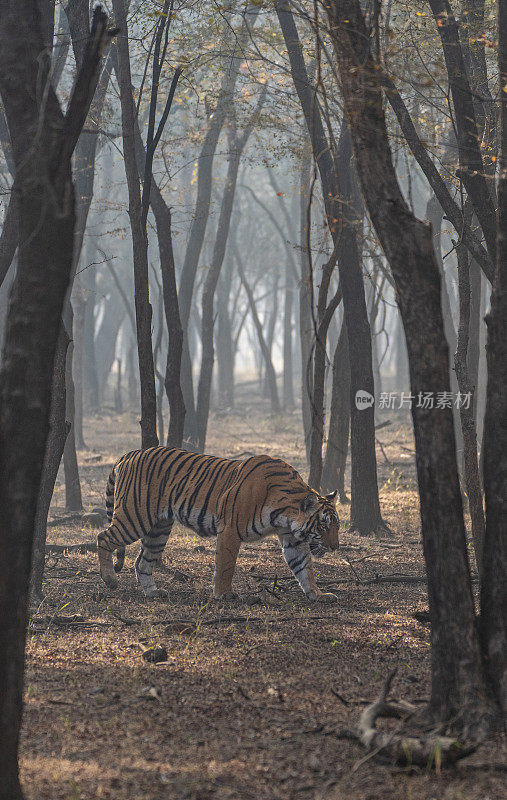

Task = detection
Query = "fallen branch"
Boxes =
[357,671,475,768]
[330,688,350,706]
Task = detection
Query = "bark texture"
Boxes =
[276,3,382,530]
[112,0,158,448]
[480,0,507,717]
[0,6,110,797]
[326,0,500,737]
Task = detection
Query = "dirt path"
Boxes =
[21,402,504,799]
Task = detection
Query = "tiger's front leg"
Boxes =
[213,529,241,599]
[280,538,338,602]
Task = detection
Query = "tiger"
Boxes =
[97,447,340,602]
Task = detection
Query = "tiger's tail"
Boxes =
[105,466,126,573]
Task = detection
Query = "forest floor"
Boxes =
[21,392,505,800]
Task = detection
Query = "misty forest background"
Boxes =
[0,2,505,799]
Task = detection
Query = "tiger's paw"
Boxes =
[213,591,239,602]
[145,587,169,600]
[101,573,119,590]
[307,590,339,604]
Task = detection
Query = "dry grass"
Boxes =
[21,397,505,800]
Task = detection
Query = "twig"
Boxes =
[331,688,350,706]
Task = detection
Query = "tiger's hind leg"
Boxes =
[97,528,123,590]
[135,521,173,599]
[97,508,143,590]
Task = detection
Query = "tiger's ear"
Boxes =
[325,490,337,505]
[301,493,318,512]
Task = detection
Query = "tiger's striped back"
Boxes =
[97,447,340,600]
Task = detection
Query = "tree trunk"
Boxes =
[0,190,18,288]
[480,1,507,717]
[299,147,314,462]
[177,11,259,443]
[62,338,82,512]
[216,266,235,409]
[327,0,500,737]
[95,293,125,404]
[127,336,138,412]
[426,193,464,468]
[235,246,281,415]
[112,0,158,449]
[72,283,87,448]
[428,0,497,265]
[322,319,350,502]
[114,358,123,414]
[262,271,279,399]
[131,111,186,448]
[82,251,100,413]
[454,238,485,575]
[195,105,262,449]
[394,312,409,392]
[30,327,70,601]
[276,3,384,531]
[283,255,295,409]
[0,7,110,796]
[468,257,481,425]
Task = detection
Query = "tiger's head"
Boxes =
[283,490,340,557]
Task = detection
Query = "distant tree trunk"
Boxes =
[283,256,295,409]
[127,336,138,411]
[277,4,384,530]
[328,0,501,737]
[72,283,87,448]
[468,257,481,425]
[307,273,342,489]
[426,192,463,467]
[63,337,82,511]
[195,90,264,451]
[480,1,507,717]
[455,238,485,575]
[95,294,125,403]
[31,328,70,602]
[367,270,385,401]
[112,0,158,449]
[235,246,281,415]
[114,358,123,414]
[262,271,279,399]
[82,254,100,413]
[216,266,235,409]
[131,110,185,448]
[0,7,111,796]
[64,0,114,422]
[177,11,259,443]
[322,320,350,502]
[299,147,314,462]
[428,0,497,265]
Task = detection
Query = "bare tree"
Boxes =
[0,6,113,797]
[325,0,503,739]
[276,1,385,535]
[480,0,507,719]
[195,86,266,451]
[112,0,158,448]
[177,6,259,444]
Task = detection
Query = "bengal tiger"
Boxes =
[97,447,340,602]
